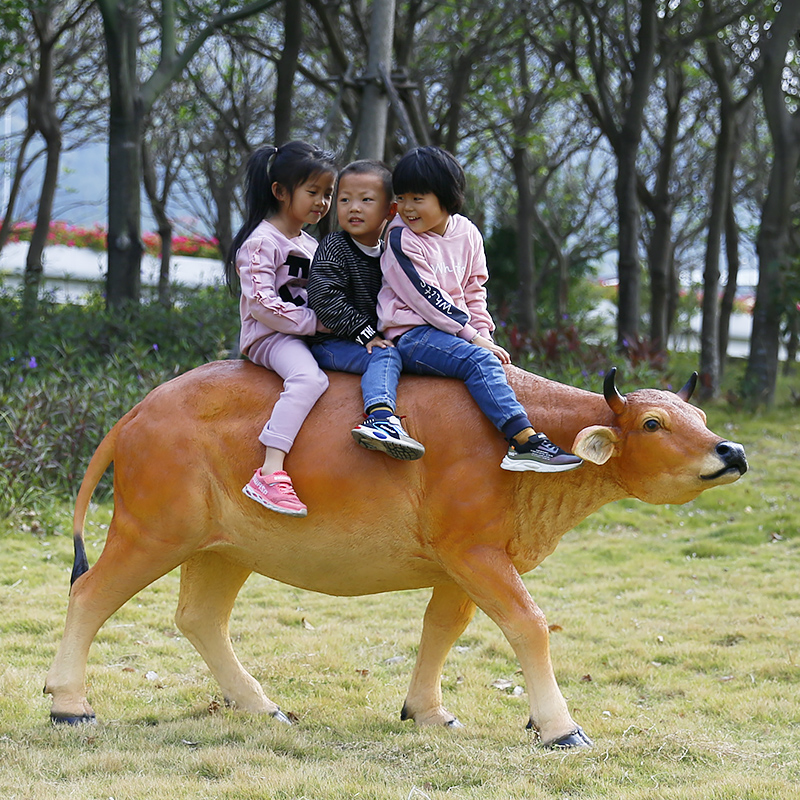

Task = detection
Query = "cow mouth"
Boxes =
[700,464,746,481]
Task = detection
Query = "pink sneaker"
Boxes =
[242,470,308,517]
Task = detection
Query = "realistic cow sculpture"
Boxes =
[44,361,747,747]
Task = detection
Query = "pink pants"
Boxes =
[246,333,329,453]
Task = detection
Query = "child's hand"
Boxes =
[316,320,332,333]
[472,334,511,364]
[365,336,394,353]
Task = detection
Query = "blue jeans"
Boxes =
[394,326,531,439]
[311,338,401,413]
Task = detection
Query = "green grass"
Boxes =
[1,404,799,798]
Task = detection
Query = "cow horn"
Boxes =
[676,372,698,402]
[603,367,627,415]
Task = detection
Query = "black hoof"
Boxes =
[50,712,96,726]
[546,726,593,749]
[271,708,294,725]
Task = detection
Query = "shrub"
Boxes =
[0,285,239,517]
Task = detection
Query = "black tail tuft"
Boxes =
[70,534,90,586]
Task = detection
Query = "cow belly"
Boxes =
[204,535,447,596]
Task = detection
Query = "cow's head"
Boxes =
[571,368,748,505]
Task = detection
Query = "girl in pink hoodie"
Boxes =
[377,146,582,473]
[226,142,337,516]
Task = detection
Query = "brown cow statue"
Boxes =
[44,362,747,748]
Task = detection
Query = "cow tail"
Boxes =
[70,412,131,587]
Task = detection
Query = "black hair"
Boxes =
[225,141,338,292]
[391,146,466,215]
[338,159,393,202]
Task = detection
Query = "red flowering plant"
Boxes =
[7,221,220,259]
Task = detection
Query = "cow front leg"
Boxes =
[444,545,591,748]
[401,582,476,727]
[175,552,290,722]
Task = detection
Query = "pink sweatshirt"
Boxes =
[236,219,320,356]
[377,214,495,343]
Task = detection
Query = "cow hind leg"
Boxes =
[45,517,188,723]
[401,583,476,727]
[174,552,290,722]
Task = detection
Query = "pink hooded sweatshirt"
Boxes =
[377,214,495,344]
[236,219,319,356]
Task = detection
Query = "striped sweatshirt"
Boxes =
[307,231,384,346]
[377,214,495,343]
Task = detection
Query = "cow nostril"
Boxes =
[716,440,748,475]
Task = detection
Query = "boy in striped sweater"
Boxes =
[307,160,425,460]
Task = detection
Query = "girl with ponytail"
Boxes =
[227,141,338,517]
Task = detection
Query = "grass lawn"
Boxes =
[1,402,798,799]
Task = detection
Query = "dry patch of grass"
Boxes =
[1,407,798,799]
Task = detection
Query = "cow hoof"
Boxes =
[446,718,464,729]
[50,711,97,726]
[271,708,294,725]
[546,727,593,749]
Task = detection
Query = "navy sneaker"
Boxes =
[351,412,425,460]
[501,433,583,473]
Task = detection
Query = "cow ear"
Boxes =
[572,425,620,465]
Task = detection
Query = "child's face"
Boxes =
[336,172,394,247]
[395,192,449,236]
[275,171,336,229]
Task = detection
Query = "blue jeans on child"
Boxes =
[311,338,402,413]
[393,325,532,440]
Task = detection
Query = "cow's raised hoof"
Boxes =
[271,709,294,725]
[545,727,593,749]
[50,712,97,726]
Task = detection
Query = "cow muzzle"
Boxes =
[700,440,748,481]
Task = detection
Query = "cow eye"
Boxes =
[643,419,661,432]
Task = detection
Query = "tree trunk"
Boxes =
[698,8,736,400]
[142,141,173,307]
[615,146,641,349]
[646,208,674,352]
[645,62,682,354]
[666,248,678,340]
[614,0,657,350]
[22,10,62,319]
[743,0,800,405]
[512,147,537,335]
[442,51,472,154]
[212,175,237,263]
[274,0,302,145]
[0,128,35,252]
[156,223,173,307]
[22,132,61,317]
[102,0,144,309]
[784,311,798,375]
[718,195,740,376]
[357,0,395,160]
